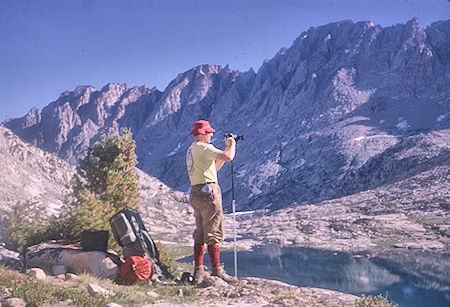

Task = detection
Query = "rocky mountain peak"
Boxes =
[426,19,450,62]
[144,64,246,129]
[4,83,162,163]
[4,107,40,130]
[100,82,128,92]
[24,107,41,127]
[54,85,97,113]
[72,85,96,96]
[192,64,223,74]
[4,19,449,210]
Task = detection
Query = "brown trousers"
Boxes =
[190,183,224,245]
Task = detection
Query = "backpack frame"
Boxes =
[109,207,174,280]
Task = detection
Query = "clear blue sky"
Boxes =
[1,0,448,121]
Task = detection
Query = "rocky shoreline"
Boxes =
[148,277,359,307]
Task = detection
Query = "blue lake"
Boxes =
[179,245,450,307]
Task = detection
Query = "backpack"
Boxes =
[120,255,152,282]
[109,207,174,281]
[109,207,158,259]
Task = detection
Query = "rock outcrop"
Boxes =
[0,246,23,269]
[25,242,122,280]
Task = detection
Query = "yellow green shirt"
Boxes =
[186,142,221,185]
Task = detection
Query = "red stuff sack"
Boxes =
[120,256,152,282]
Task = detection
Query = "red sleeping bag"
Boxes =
[120,256,152,282]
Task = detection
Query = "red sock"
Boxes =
[207,244,221,268]
[194,244,205,267]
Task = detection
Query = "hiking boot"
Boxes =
[193,266,210,284]
[211,266,238,283]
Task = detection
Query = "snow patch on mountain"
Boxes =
[437,113,448,122]
[396,119,411,130]
[167,143,182,156]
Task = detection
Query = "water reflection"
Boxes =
[179,246,450,307]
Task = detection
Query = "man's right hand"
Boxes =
[216,137,236,162]
[226,137,236,147]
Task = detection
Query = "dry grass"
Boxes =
[0,265,198,307]
[0,266,108,307]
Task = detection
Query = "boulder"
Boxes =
[27,268,46,280]
[198,276,230,288]
[0,246,23,270]
[2,297,27,307]
[26,242,122,280]
[0,289,10,301]
[146,291,159,298]
[87,283,115,297]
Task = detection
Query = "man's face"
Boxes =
[203,132,213,143]
[196,132,213,143]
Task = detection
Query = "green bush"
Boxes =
[356,294,399,307]
[0,202,52,252]
[156,242,177,276]
[63,129,140,252]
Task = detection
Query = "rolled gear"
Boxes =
[120,255,152,283]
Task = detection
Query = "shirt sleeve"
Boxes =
[202,144,221,160]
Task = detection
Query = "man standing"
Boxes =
[186,120,237,284]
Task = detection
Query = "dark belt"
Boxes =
[193,182,216,187]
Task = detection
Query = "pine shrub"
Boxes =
[0,202,52,252]
[356,294,399,307]
[64,128,140,252]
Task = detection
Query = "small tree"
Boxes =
[65,129,140,248]
[0,201,49,252]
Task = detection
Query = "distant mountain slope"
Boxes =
[4,19,450,210]
[0,126,192,236]
[0,125,74,213]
